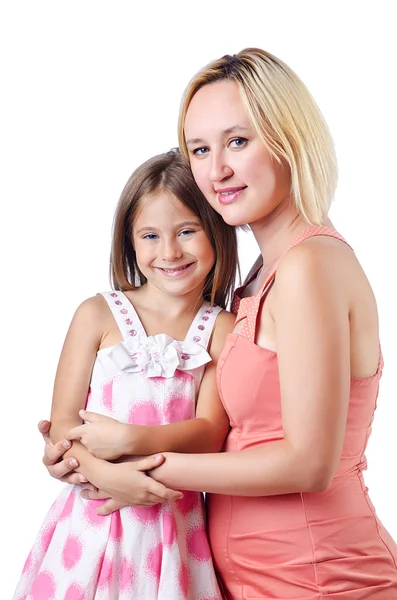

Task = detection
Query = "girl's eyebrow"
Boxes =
[186,125,249,147]
[136,220,201,234]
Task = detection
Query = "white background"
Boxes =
[1,1,396,595]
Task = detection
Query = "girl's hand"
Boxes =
[66,411,131,460]
[87,454,183,514]
[38,420,97,490]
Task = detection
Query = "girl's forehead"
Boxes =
[133,192,199,225]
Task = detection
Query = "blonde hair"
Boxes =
[110,150,238,309]
[178,48,337,225]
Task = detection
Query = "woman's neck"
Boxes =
[250,203,333,270]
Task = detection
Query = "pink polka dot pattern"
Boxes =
[110,510,123,541]
[41,523,56,552]
[131,504,161,523]
[84,500,108,526]
[31,572,56,600]
[59,490,75,521]
[163,512,177,546]
[146,543,162,580]
[64,583,85,600]
[179,562,189,598]
[12,295,223,599]
[62,535,82,570]
[98,556,113,589]
[187,527,211,561]
[129,401,162,425]
[165,393,193,423]
[120,557,135,592]
[176,491,198,516]
[101,378,113,412]
[22,551,32,574]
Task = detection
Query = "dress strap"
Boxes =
[238,226,350,343]
[185,301,223,350]
[99,291,146,342]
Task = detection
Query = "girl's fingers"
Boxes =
[38,420,51,441]
[42,438,73,466]
[46,457,79,479]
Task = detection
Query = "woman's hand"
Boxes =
[66,410,132,460]
[85,454,183,515]
[38,420,97,490]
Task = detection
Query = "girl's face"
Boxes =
[184,80,291,228]
[132,192,215,299]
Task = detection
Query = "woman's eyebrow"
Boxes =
[186,125,250,146]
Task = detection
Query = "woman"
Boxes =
[40,48,397,598]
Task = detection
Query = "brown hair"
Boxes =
[178,48,337,225]
[110,150,238,308]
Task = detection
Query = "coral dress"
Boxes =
[14,292,223,600]
[207,227,397,599]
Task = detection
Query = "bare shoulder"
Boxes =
[275,235,356,293]
[73,294,110,322]
[68,294,113,342]
[208,309,235,361]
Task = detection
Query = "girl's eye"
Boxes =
[179,229,195,237]
[192,146,209,156]
[229,137,247,149]
[142,233,158,240]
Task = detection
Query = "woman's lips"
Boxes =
[216,186,247,205]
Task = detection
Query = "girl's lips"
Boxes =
[216,186,247,205]
[154,262,195,278]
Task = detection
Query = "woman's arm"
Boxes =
[67,311,234,458]
[150,243,352,495]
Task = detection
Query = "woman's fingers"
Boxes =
[134,454,165,472]
[96,499,129,515]
[80,489,110,501]
[148,479,183,501]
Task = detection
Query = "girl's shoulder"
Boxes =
[71,294,115,331]
[207,309,235,361]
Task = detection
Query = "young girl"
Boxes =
[14,150,237,599]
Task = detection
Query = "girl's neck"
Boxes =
[131,283,205,319]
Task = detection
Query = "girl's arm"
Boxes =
[49,296,108,482]
[67,311,235,458]
[149,243,354,496]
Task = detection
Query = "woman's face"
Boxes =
[184,80,291,228]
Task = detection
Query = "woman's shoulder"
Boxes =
[276,233,356,288]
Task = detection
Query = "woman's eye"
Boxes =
[192,146,209,156]
[229,137,247,149]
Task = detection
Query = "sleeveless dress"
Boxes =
[14,292,223,600]
[207,227,397,599]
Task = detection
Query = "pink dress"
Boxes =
[14,292,223,600]
[207,227,397,599]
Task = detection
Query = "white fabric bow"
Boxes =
[107,333,211,378]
